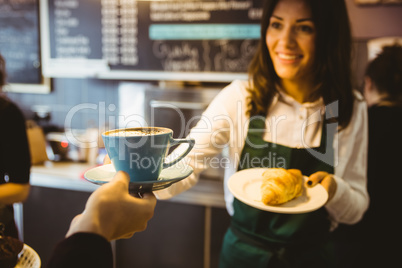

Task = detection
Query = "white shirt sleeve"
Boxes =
[154,81,244,199]
[326,93,369,227]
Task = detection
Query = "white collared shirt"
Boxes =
[264,87,325,149]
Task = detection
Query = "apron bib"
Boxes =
[220,117,335,268]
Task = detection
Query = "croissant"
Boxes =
[260,168,303,205]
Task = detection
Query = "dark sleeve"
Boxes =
[46,233,113,268]
[367,107,400,180]
[366,107,402,222]
[0,101,31,183]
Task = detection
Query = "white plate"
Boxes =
[228,168,328,214]
[84,164,193,193]
[16,244,41,268]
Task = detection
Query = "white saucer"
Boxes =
[228,168,328,214]
[84,164,193,193]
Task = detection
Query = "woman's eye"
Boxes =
[297,25,314,33]
[269,21,282,30]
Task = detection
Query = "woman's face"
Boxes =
[266,0,316,83]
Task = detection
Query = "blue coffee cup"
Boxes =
[102,127,195,182]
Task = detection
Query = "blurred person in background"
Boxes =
[333,44,402,267]
[0,54,31,239]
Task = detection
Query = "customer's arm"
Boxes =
[66,171,156,241]
[47,171,156,268]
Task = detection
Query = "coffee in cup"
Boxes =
[102,127,195,182]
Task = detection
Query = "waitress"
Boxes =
[0,54,31,239]
[156,0,368,267]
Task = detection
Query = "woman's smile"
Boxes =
[276,52,303,62]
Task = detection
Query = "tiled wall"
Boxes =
[6,78,121,130]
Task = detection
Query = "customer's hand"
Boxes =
[66,171,156,241]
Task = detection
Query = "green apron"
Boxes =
[220,116,335,268]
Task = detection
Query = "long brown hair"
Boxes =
[0,54,6,91]
[0,54,9,109]
[247,0,354,130]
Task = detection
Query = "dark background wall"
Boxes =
[345,0,402,39]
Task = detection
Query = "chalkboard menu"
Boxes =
[0,0,42,85]
[41,0,263,82]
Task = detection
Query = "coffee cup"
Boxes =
[102,127,195,182]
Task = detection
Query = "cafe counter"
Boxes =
[29,161,226,208]
[23,162,229,268]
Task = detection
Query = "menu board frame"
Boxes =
[4,78,51,94]
[1,0,50,93]
[40,0,263,82]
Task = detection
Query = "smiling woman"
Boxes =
[155,0,369,267]
[248,0,354,130]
